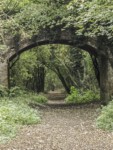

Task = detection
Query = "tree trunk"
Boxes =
[56,67,70,93]
[35,66,45,93]
[90,54,100,86]
[0,58,9,87]
[99,55,113,104]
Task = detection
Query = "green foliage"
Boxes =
[45,69,63,92]
[1,0,113,45]
[0,87,46,143]
[0,85,8,97]
[65,86,100,104]
[66,0,113,42]
[0,86,26,98]
[31,94,48,104]
[8,87,48,104]
[9,86,25,97]
[96,100,113,130]
[0,97,40,143]
[65,87,79,103]
[0,100,40,125]
[10,46,50,89]
[1,0,30,14]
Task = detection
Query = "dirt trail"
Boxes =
[0,93,113,150]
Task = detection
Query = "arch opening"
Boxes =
[0,27,112,104]
[9,44,100,104]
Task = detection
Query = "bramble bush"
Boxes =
[65,86,100,104]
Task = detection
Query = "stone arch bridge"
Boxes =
[0,27,113,104]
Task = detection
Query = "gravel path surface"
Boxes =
[0,103,113,150]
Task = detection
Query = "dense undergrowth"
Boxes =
[65,86,100,104]
[0,86,48,143]
[96,100,113,131]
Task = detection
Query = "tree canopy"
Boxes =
[1,0,113,47]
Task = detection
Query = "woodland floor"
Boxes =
[0,92,113,150]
